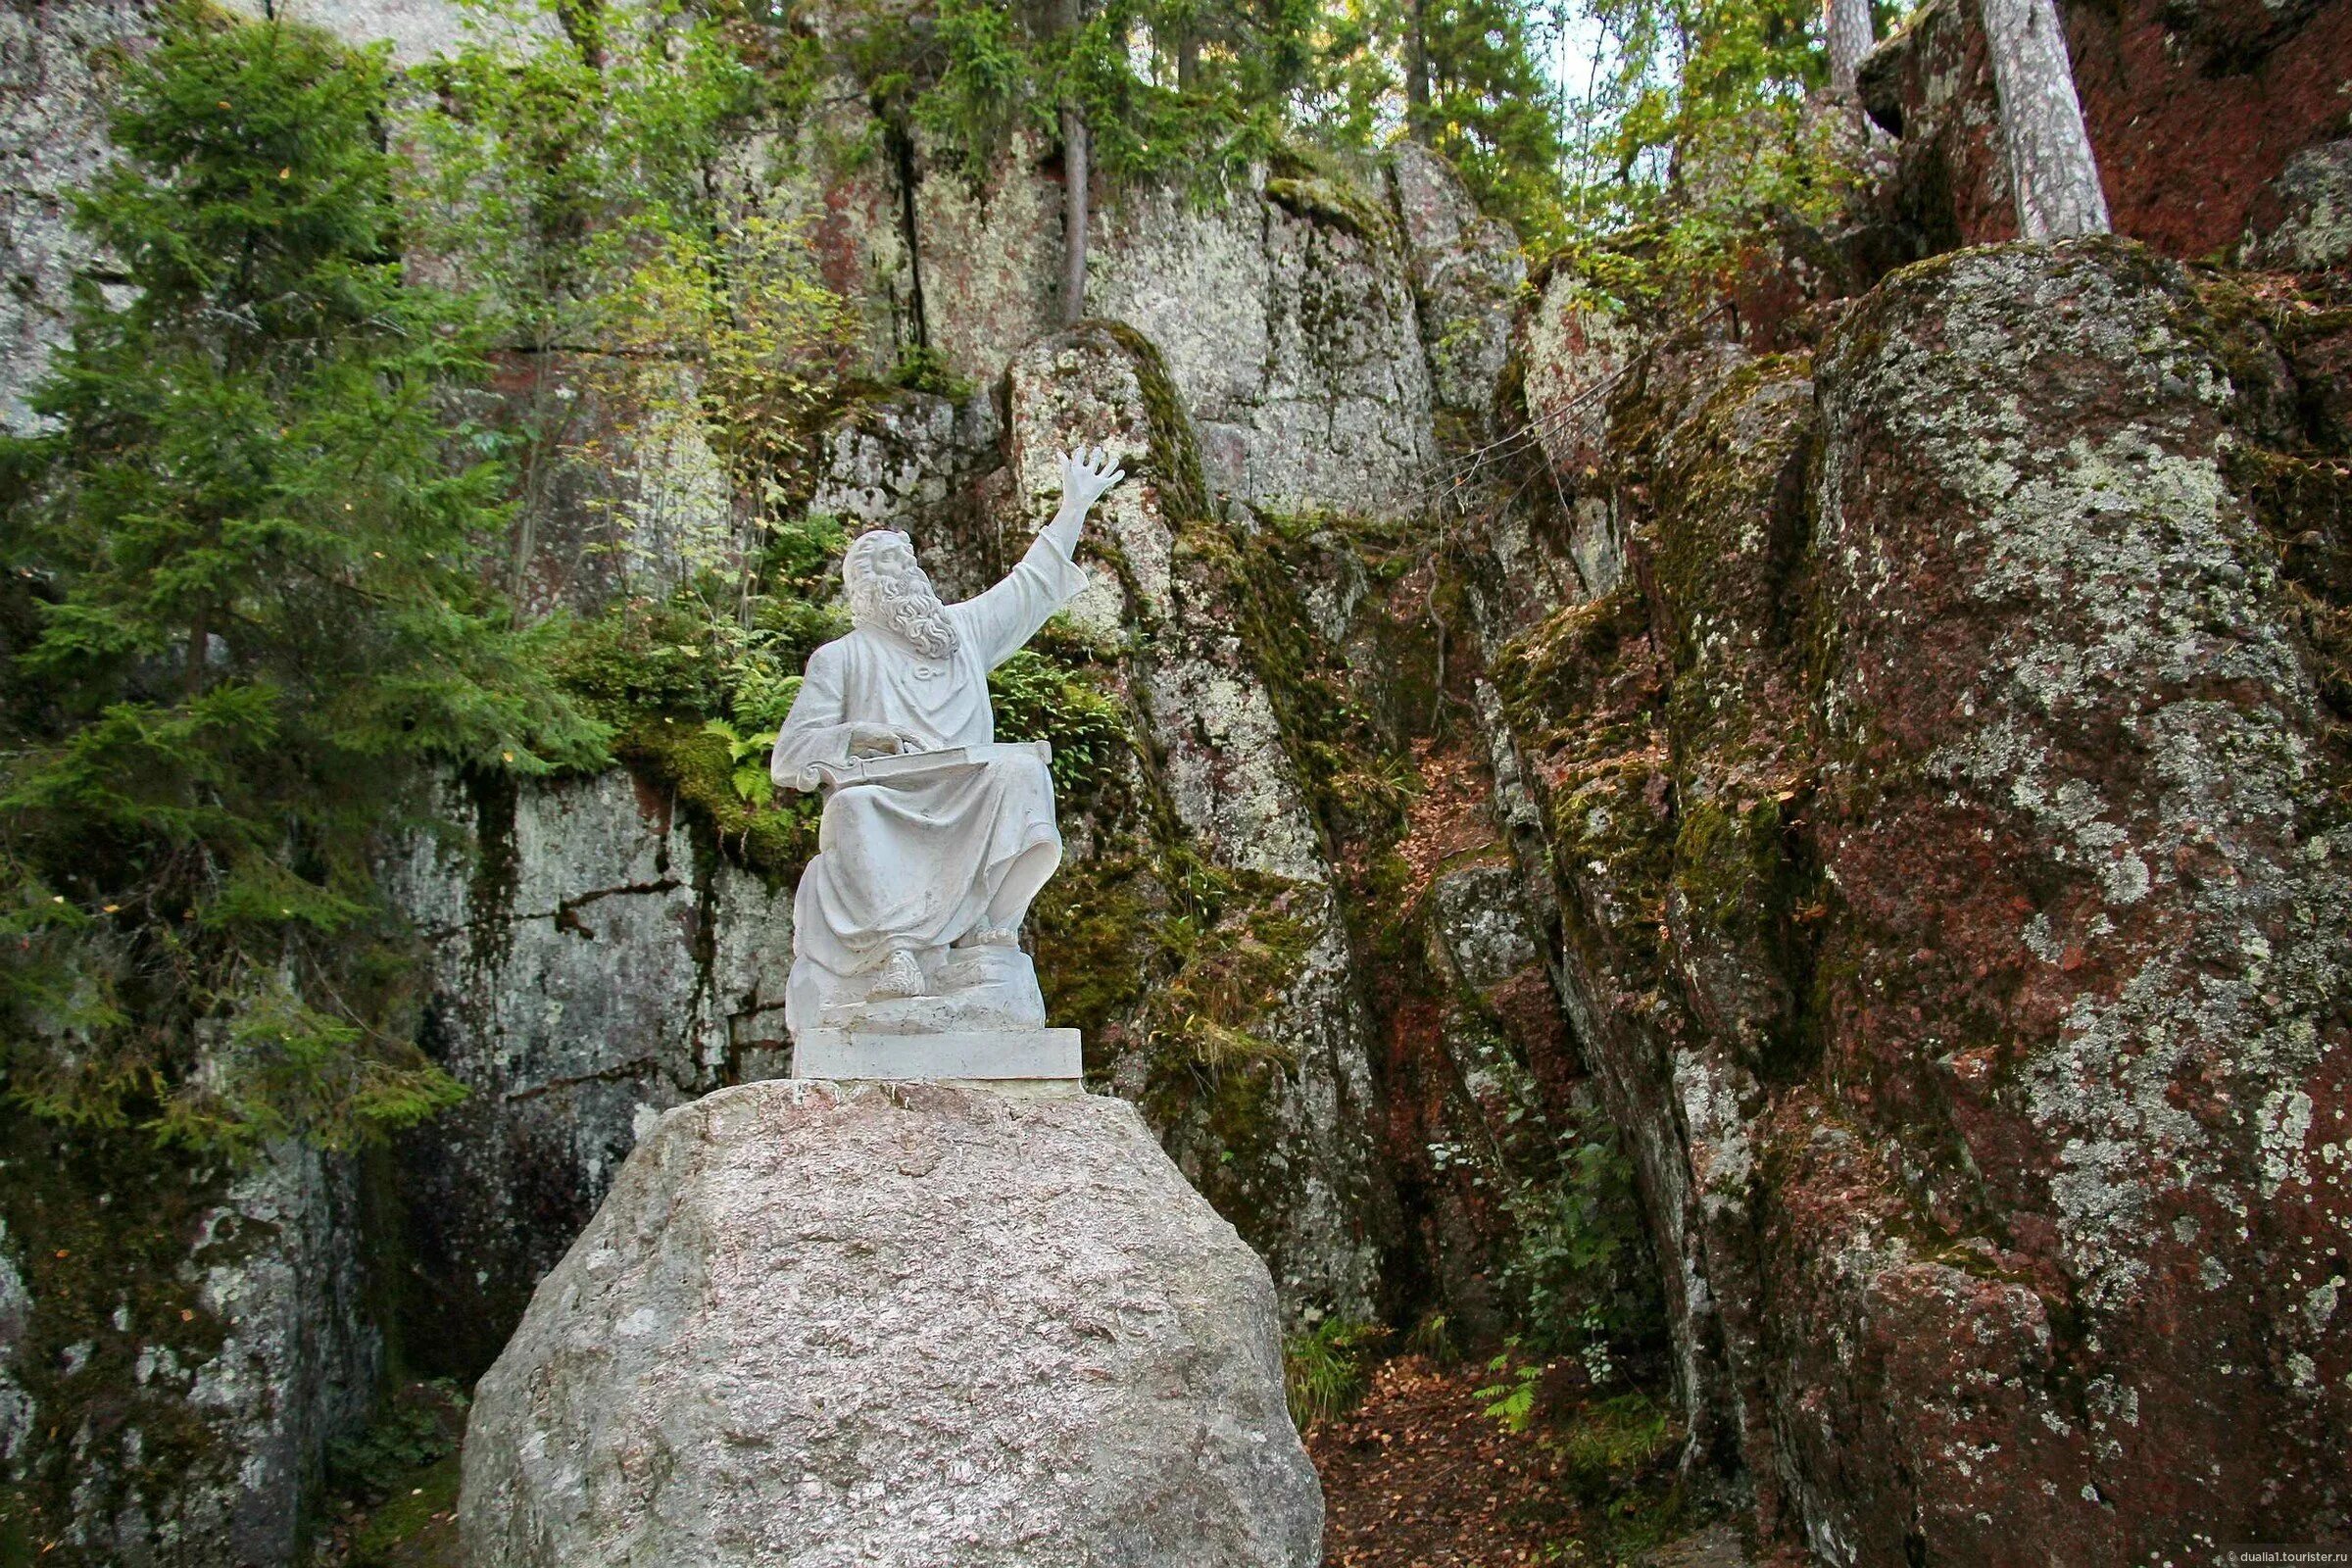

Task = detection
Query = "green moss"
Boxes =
[0,1116,247,1564]
[1670,797,1783,935]
[614,715,822,883]
[1264,175,1397,250]
[346,1451,462,1567]
[1031,848,1160,1041]
[1093,320,1214,537]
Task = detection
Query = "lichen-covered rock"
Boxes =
[1002,323,1395,1316]
[1388,143,1524,418]
[2247,137,2352,271]
[378,770,795,1377]
[0,1126,375,1566]
[459,1080,1321,1568]
[872,141,1442,518]
[1792,237,2349,1555]
[1489,238,2352,1558]
[0,0,149,435]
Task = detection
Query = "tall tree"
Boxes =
[0,8,605,1151]
[1980,0,2109,236]
[1823,0,1874,92]
[1056,0,1094,323]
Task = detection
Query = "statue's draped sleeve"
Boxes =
[949,531,1091,669]
[771,641,856,793]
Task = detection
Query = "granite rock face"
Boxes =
[377,771,796,1379]
[1389,142,1526,419]
[2248,137,2352,272]
[1792,239,2349,1554]
[1480,238,2352,1560]
[999,323,1396,1316]
[459,1080,1321,1568]
[0,0,151,434]
[0,1125,376,1566]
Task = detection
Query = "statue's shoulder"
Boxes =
[805,626,908,678]
[801,633,856,677]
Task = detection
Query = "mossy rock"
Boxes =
[347,1451,462,1568]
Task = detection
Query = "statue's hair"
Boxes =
[843,529,957,661]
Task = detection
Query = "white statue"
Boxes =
[771,448,1125,1044]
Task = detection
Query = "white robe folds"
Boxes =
[771,534,1090,978]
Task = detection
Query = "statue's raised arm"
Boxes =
[947,445,1125,671]
[768,448,1125,1046]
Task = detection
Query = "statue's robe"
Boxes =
[771,534,1088,980]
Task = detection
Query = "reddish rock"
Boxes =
[1796,238,2350,1554]
[1493,239,2352,1558]
[1859,0,2352,262]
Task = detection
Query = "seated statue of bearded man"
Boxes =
[769,447,1125,1041]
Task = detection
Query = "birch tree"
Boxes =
[1979,0,2111,237]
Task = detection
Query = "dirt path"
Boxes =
[1307,1354,1582,1567]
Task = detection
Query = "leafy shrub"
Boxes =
[986,646,1131,802]
[1499,1111,1659,1378]
[1283,1317,1388,1429]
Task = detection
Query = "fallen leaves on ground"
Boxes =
[1308,1352,1582,1567]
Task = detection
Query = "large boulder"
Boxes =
[459,1079,1322,1568]
[1489,237,2352,1557]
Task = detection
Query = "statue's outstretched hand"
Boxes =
[1058,446,1126,512]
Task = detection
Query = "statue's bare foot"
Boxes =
[867,949,927,1000]
[954,924,1021,950]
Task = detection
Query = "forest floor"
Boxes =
[318,1355,1740,1567]
[1305,1352,1741,1568]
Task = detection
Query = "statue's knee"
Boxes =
[1006,752,1054,797]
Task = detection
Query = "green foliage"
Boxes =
[550,514,850,874]
[1549,0,1895,308]
[328,1382,466,1488]
[1414,0,1572,244]
[986,642,1130,801]
[1474,1341,1546,1431]
[887,0,1310,199]
[404,0,853,591]
[0,8,605,1153]
[1283,1316,1387,1428]
[346,1454,463,1568]
[1498,1117,1656,1371]
[1557,1391,1677,1500]
[1405,1308,1460,1363]
[326,1379,470,1567]
[885,344,974,400]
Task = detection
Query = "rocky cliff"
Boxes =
[1,0,2347,1560]
[1475,236,2352,1558]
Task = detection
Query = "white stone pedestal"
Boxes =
[789,1028,1083,1096]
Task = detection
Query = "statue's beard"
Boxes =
[863,577,957,662]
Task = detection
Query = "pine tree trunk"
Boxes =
[1059,102,1090,326]
[1404,0,1430,142]
[1056,0,1090,326]
[1824,0,1875,93]
[1979,0,2110,238]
